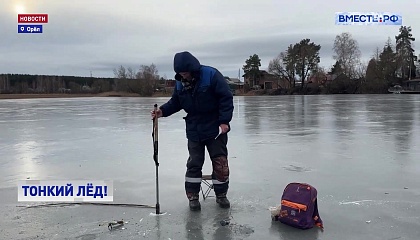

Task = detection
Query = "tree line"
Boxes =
[2,26,418,96]
[0,64,163,96]
[0,74,114,94]
[243,26,419,94]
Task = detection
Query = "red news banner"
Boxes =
[18,14,48,23]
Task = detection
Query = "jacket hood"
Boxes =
[173,51,201,74]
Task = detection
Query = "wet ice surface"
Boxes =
[1,95,420,239]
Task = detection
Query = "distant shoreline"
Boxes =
[0,91,174,100]
[0,91,258,100]
[0,93,98,99]
[0,89,326,100]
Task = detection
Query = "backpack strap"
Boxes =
[313,198,324,230]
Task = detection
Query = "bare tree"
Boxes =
[137,64,159,81]
[113,65,127,79]
[355,61,368,79]
[126,67,136,79]
[333,32,362,78]
[132,64,160,96]
[268,51,295,89]
[113,65,127,91]
[112,63,161,96]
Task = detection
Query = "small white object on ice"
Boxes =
[140,218,143,222]
[366,220,371,223]
[269,206,281,219]
[339,200,373,205]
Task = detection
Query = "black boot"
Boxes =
[187,192,201,211]
[216,193,230,208]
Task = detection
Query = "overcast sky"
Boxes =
[2,0,420,80]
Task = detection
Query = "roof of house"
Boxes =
[224,76,243,85]
[404,79,420,82]
[229,78,242,83]
[242,70,276,77]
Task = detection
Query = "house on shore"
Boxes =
[307,72,350,85]
[242,70,290,90]
[162,77,245,94]
[224,76,244,94]
[403,78,420,91]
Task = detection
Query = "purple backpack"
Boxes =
[274,182,323,230]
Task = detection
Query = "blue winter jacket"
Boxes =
[159,51,234,142]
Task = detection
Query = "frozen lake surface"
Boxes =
[1,95,420,239]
